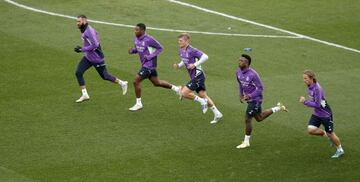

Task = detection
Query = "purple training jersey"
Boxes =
[304,82,332,118]
[81,25,104,63]
[236,67,263,103]
[178,45,205,79]
[130,34,163,69]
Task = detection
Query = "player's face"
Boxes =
[303,74,313,86]
[134,26,144,38]
[76,18,86,28]
[239,57,248,68]
[178,37,189,48]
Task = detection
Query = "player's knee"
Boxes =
[326,131,334,137]
[254,114,263,122]
[197,92,205,98]
[100,75,107,80]
[152,81,161,87]
[102,73,113,81]
[75,71,83,78]
[245,118,252,123]
[307,126,317,134]
[133,79,140,85]
[181,88,190,96]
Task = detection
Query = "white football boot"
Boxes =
[75,95,90,103]
[236,142,250,149]
[121,81,128,95]
[201,99,208,114]
[129,103,143,111]
[210,112,223,124]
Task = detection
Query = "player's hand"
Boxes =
[74,46,82,53]
[299,96,306,103]
[187,64,195,70]
[173,63,179,69]
[128,48,133,54]
[240,96,244,103]
[243,95,250,101]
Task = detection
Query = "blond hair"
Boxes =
[178,32,190,40]
[303,70,317,82]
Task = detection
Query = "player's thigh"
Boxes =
[76,57,92,74]
[137,67,152,80]
[195,77,206,93]
[149,75,161,85]
[94,62,108,77]
[134,74,145,83]
[181,85,193,95]
[320,117,334,133]
[246,101,261,117]
[197,90,208,98]
[308,115,322,129]
[186,77,205,92]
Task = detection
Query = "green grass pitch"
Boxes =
[1,0,360,181]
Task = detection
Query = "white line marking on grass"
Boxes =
[4,0,300,39]
[168,0,360,54]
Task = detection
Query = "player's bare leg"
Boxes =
[180,86,208,113]
[237,116,252,149]
[129,75,144,111]
[133,75,143,98]
[149,76,172,89]
[149,76,181,97]
[255,103,288,122]
[198,91,222,123]
[327,132,341,146]
[254,109,273,122]
[307,127,326,136]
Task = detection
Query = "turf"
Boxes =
[1,0,359,181]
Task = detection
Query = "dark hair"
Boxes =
[136,23,146,31]
[303,70,317,83]
[77,15,87,19]
[241,54,252,65]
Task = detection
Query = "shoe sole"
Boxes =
[122,86,128,95]
[210,115,223,124]
[75,98,90,103]
[236,146,250,149]
[129,108,143,112]
[331,153,344,158]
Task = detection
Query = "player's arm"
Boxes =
[194,53,208,67]
[128,46,137,54]
[188,50,208,70]
[303,88,322,108]
[173,61,185,69]
[236,74,245,103]
[128,39,138,54]
[145,38,163,60]
[247,73,263,99]
[80,29,99,52]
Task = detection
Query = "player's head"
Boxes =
[178,33,190,49]
[135,23,146,38]
[76,15,88,29]
[303,70,317,86]
[239,54,251,69]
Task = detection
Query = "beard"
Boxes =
[79,23,88,33]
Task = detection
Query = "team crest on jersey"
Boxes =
[309,91,314,97]
[182,58,189,64]
[246,76,250,81]
[142,41,145,46]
